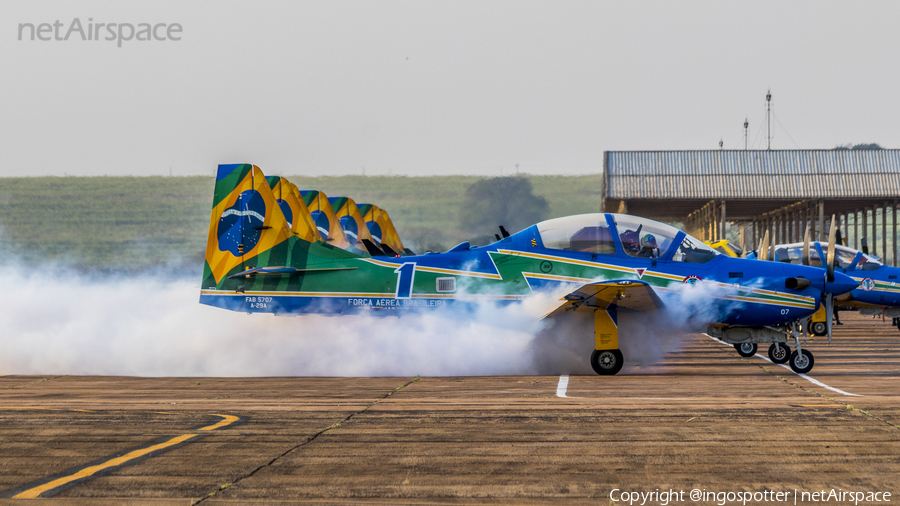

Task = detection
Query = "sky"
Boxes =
[2,1,899,177]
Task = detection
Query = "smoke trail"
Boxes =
[0,254,751,377]
[0,262,568,377]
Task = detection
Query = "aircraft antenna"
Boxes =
[719,139,723,150]
[743,118,749,150]
[766,90,772,150]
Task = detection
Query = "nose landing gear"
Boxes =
[789,348,814,374]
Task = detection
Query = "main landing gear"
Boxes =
[590,349,624,375]
[733,341,794,366]
[712,325,815,374]
[810,321,828,337]
[590,309,624,375]
[767,342,790,364]
[734,342,757,357]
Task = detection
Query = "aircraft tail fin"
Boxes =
[202,164,294,288]
[359,203,409,255]
[267,176,323,243]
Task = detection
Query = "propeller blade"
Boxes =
[825,292,834,344]
[760,230,771,261]
[802,227,811,266]
[826,214,837,282]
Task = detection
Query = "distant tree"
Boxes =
[834,143,884,150]
[459,177,550,241]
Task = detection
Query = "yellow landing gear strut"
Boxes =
[591,308,624,375]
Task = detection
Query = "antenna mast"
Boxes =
[743,118,749,150]
[766,90,772,150]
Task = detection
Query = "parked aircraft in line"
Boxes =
[773,239,900,334]
[200,164,859,375]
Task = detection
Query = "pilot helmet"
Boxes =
[641,234,658,249]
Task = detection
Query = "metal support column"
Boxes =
[810,205,815,241]
[871,206,877,257]
[720,201,726,243]
[817,200,825,242]
[883,202,889,263]
[863,208,869,253]
[891,199,897,267]
[841,212,848,246]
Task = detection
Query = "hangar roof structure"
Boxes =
[602,150,899,266]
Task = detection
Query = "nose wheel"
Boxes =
[734,342,757,357]
[590,349,624,375]
[767,342,791,364]
[789,349,814,374]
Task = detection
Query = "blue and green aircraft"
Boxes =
[774,239,900,335]
[200,164,859,375]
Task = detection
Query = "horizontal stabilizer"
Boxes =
[362,239,385,256]
[380,243,399,257]
[228,265,358,279]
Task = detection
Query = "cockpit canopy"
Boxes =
[775,242,883,271]
[535,213,719,263]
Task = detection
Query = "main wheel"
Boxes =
[789,349,814,374]
[590,349,624,375]
[768,342,790,364]
[810,321,827,336]
[734,342,757,357]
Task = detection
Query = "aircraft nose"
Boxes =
[825,271,859,296]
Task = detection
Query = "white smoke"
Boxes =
[0,258,751,377]
[0,262,563,376]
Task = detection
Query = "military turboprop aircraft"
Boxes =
[200,164,859,375]
[774,239,900,334]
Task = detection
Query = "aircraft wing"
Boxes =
[542,280,665,319]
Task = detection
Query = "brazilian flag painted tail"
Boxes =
[200,164,364,297]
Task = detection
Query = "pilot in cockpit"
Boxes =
[638,234,659,258]
[619,224,661,258]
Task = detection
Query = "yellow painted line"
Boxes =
[11,414,240,499]
[0,407,93,412]
[13,434,198,498]
[199,414,240,431]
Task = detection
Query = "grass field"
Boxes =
[0,174,603,272]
